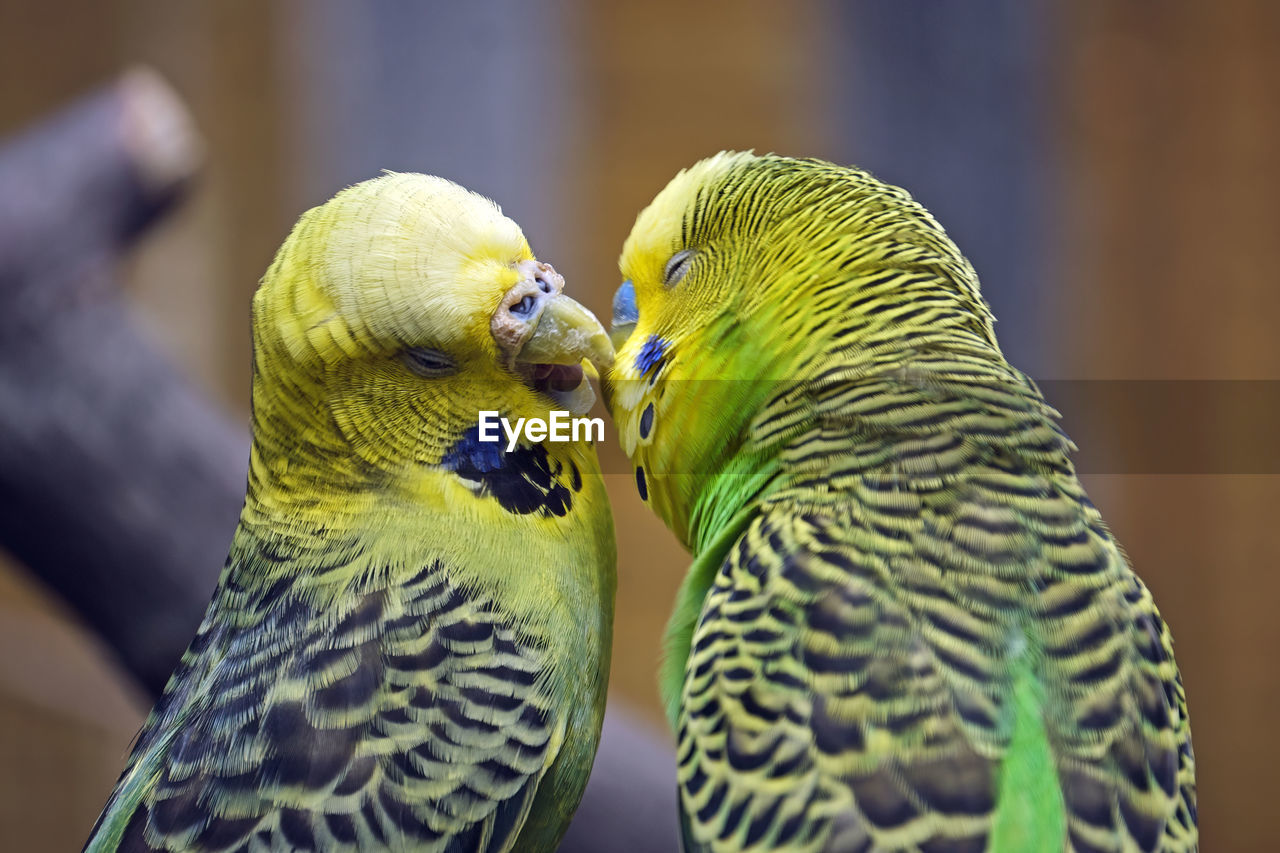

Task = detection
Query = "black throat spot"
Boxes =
[442,426,580,517]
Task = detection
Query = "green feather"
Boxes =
[991,648,1066,850]
[661,447,782,728]
[661,502,758,729]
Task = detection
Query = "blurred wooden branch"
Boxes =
[0,67,237,693]
[0,69,675,852]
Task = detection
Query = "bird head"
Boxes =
[249,172,613,498]
[606,152,997,548]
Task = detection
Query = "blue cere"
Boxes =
[634,334,669,377]
[441,425,506,473]
[612,279,639,327]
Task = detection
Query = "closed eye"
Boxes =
[401,347,457,378]
[663,249,694,286]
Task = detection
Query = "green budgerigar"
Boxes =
[607,153,1196,852]
[85,173,616,852]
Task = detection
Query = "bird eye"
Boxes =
[401,347,457,378]
[663,249,694,286]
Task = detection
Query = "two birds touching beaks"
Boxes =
[84,153,1197,852]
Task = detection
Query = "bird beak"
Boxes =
[493,261,614,415]
[515,293,615,372]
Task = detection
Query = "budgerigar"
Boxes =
[85,173,616,852]
[606,152,1195,852]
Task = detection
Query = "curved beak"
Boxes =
[492,261,614,415]
[515,294,614,373]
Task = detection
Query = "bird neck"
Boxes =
[235,340,616,645]
[663,309,1000,545]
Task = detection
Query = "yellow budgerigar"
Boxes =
[84,173,616,852]
[608,153,1195,852]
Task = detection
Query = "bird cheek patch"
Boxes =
[633,334,669,379]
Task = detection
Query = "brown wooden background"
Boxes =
[1,1,1276,849]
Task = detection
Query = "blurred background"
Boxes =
[0,1,1276,849]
